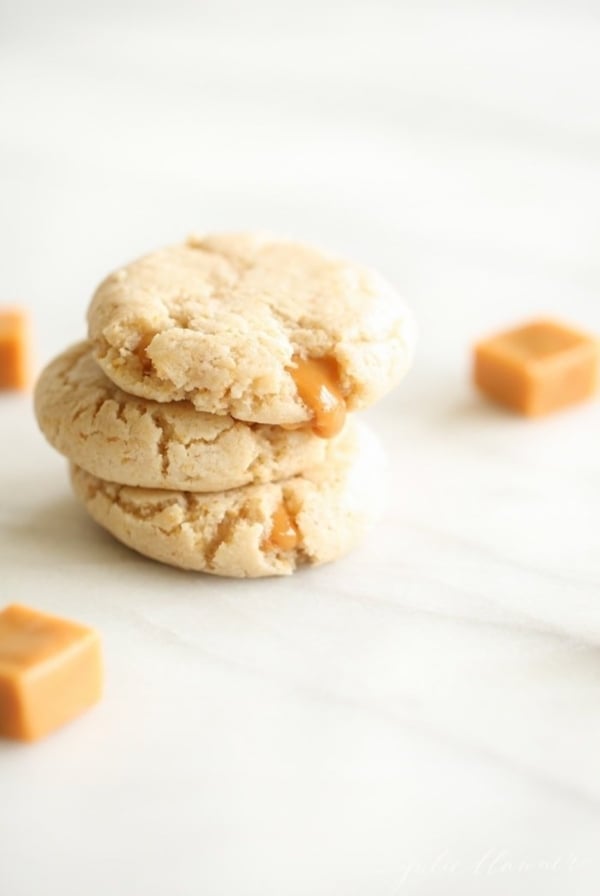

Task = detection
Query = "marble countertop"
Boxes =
[1,1,600,893]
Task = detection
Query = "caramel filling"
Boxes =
[288,355,346,438]
[263,503,299,552]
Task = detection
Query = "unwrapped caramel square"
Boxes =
[0,604,102,742]
[474,319,599,416]
[0,308,30,390]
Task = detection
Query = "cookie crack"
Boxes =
[113,493,180,523]
[149,411,175,477]
[91,396,110,422]
[81,473,178,524]
[204,510,239,569]
[114,400,128,424]
[186,237,255,309]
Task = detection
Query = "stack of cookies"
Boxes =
[35,233,415,577]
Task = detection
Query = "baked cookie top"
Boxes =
[87,233,415,432]
[34,342,347,492]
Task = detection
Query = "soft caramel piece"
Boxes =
[263,504,299,552]
[0,604,102,742]
[289,355,346,438]
[474,319,599,417]
[0,307,30,390]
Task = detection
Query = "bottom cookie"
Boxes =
[70,423,384,578]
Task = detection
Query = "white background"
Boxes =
[1,1,600,893]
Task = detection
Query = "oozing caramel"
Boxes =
[289,355,346,438]
[263,503,299,552]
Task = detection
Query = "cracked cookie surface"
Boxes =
[70,423,384,578]
[87,232,416,424]
[34,342,348,491]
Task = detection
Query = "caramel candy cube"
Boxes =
[474,319,599,416]
[0,604,102,742]
[0,307,30,390]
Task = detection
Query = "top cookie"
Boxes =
[87,233,415,432]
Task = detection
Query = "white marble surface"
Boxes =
[1,1,600,893]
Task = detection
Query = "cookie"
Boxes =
[34,342,348,492]
[70,423,384,578]
[87,233,415,433]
